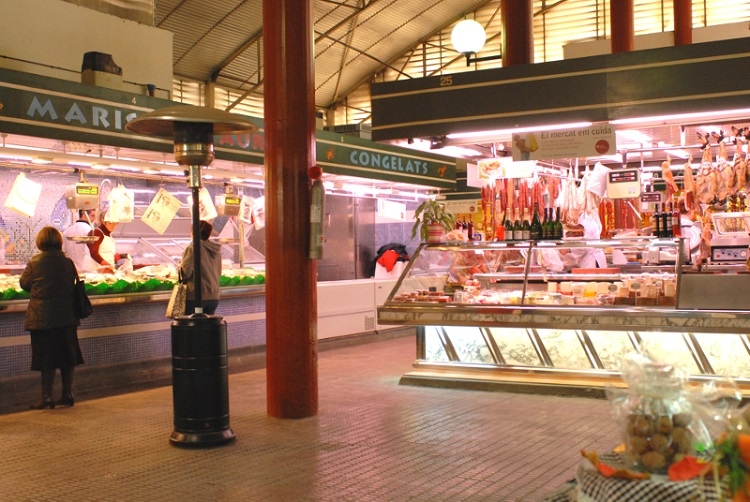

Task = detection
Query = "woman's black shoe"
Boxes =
[56,395,75,407]
[30,398,55,410]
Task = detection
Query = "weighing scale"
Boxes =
[709,212,750,263]
[606,168,641,199]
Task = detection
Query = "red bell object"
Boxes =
[308,165,323,180]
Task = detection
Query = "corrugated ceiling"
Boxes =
[155,0,491,109]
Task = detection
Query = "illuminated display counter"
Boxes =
[377,240,750,395]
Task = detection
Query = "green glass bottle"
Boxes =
[504,209,514,241]
[554,207,563,240]
[521,208,531,241]
[530,203,542,241]
[513,210,523,241]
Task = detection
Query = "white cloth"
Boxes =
[537,248,566,272]
[62,221,99,272]
[571,212,608,269]
[570,247,607,269]
[97,233,117,266]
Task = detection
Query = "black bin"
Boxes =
[170,315,235,448]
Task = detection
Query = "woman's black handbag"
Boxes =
[74,276,93,319]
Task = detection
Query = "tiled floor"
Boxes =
[0,333,620,501]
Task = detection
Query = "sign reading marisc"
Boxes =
[511,125,615,161]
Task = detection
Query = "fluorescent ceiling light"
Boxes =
[610,108,750,126]
[110,164,141,172]
[664,149,690,159]
[616,129,652,144]
[447,121,593,140]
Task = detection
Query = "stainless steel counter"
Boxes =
[378,303,750,334]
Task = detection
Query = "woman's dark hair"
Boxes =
[199,220,213,241]
[36,226,64,251]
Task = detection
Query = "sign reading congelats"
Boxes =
[315,133,456,189]
[511,125,616,161]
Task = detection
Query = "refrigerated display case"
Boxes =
[377,239,750,395]
[114,236,265,270]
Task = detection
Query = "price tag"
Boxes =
[142,188,182,234]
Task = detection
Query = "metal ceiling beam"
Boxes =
[210,30,263,82]
[330,0,365,104]
[328,0,496,110]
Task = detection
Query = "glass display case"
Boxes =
[378,239,750,396]
[384,238,683,309]
[114,237,265,269]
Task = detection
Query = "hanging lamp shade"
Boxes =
[451,19,487,55]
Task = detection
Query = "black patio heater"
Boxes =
[126,105,257,448]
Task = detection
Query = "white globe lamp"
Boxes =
[451,20,487,56]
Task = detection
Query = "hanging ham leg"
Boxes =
[713,131,732,202]
[696,145,717,205]
[733,140,747,195]
[661,157,679,200]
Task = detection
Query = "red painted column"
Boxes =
[610,0,634,53]
[501,0,533,67]
[263,0,318,418]
[673,0,692,46]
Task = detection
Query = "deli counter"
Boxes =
[376,239,750,396]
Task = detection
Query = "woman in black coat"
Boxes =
[20,226,84,409]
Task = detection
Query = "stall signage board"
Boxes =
[510,125,615,161]
[316,131,456,190]
[0,67,456,190]
[471,158,534,185]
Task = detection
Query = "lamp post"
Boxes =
[451,19,502,66]
[126,105,257,448]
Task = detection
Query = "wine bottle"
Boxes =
[504,209,514,241]
[513,210,523,241]
[654,204,662,237]
[522,208,531,241]
[671,199,681,238]
[467,218,474,241]
[541,208,550,240]
[554,207,563,240]
[662,204,671,238]
[530,203,542,241]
